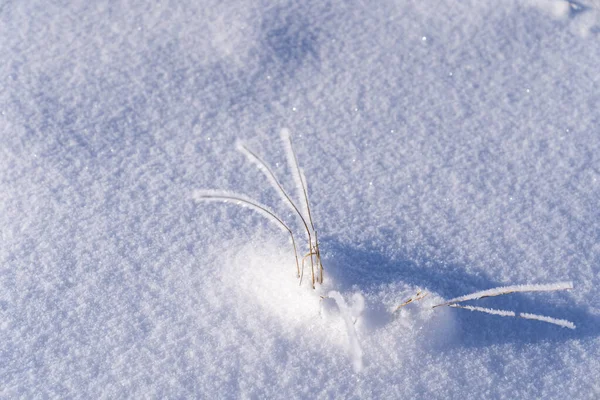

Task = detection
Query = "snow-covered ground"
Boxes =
[1,0,599,398]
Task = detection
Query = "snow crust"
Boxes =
[1,0,599,398]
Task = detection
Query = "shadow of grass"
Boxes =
[320,237,598,349]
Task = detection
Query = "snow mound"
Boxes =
[224,238,324,326]
[221,238,457,372]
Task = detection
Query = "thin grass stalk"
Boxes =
[236,141,317,283]
[192,190,301,278]
[448,304,575,329]
[433,282,574,308]
[281,129,324,284]
[281,129,315,231]
[314,229,323,284]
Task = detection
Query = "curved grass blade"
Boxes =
[434,282,573,308]
[192,189,301,278]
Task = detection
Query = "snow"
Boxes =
[1,0,600,398]
[327,291,364,372]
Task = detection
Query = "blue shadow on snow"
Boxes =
[319,237,599,349]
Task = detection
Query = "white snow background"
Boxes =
[1,0,599,398]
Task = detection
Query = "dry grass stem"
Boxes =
[194,130,324,288]
[432,282,575,328]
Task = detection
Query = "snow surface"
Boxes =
[1,0,600,398]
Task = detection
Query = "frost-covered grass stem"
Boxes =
[433,282,575,329]
[192,189,301,278]
[194,130,324,288]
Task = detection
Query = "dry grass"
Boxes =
[194,129,324,288]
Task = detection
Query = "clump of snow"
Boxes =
[327,291,364,372]
[571,5,600,37]
[224,239,323,326]
[527,0,571,19]
[218,236,459,373]
[526,0,600,36]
